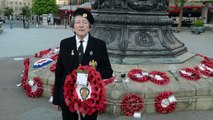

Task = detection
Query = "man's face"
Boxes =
[74,16,91,39]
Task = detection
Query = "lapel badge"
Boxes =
[71,50,74,56]
[89,51,93,56]
[89,60,97,68]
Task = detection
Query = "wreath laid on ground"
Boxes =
[195,54,213,77]
[63,65,107,115]
[25,77,43,98]
[120,93,144,116]
[128,69,151,83]
[103,76,116,86]
[50,63,56,73]
[197,59,213,77]
[21,58,30,90]
[178,67,200,81]
[155,91,177,114]
[33,58,53,68]
[50,54,59,61]
[149,71,170,85]
[34,47,59,58]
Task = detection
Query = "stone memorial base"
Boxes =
[27,52,213,115]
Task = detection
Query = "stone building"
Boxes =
[0,0,32,18]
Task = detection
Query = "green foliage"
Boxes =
[3,7,13,17]
[32,0,58,15]
[21,6,31,18]
[192,19,204,26]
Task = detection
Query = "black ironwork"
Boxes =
[90,0,188,64]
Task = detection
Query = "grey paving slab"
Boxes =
[16,107,60,120]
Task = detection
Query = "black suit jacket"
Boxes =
[53,34,113,109]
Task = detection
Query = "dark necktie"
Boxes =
[78,41,84,63]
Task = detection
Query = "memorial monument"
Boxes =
[91,0,187,64]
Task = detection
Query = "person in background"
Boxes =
[52,8,113,120]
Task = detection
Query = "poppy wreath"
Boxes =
[120,93,144,116]
[128,69,151,83]
[63,65,107,115]
[51,85,54,95]
[50,54,59,61]
[25,77,43,98]
[21,58,30,90]
[34,47,59,58]
[196,60,213,77]
[155,91,177,114]
[50,63,56,73]
[149,71,170,85]
[178,67,200,81]
[103,76,116,86]
[195,54,213,77]
[33,58,53,68]
[34,48,51,58]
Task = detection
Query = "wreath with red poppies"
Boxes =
[50,54,59,61]
[25,77,43,98]
[34,49,51,58]
[34,47,59,58]
[197,60,213,77]
[128,69,151,83]
[103,76,115,86]
[50,63,56,73]
[155,91,177,114]
[149,71,170,85]
[195,54,213,77]
[178,67,200,81]
[21,58,30,90]
[120,93,144,116]
[63,65,107,115]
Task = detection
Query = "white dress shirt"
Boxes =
[76,34,89,53]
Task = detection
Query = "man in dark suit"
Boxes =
[52,8,113,120]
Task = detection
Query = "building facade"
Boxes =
[0,0,32,17]
[56,0,91,6]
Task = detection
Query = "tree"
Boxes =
[32,0,58,15]
[3,7,13,19]
[174,0,189,32]
[21,6,31,19]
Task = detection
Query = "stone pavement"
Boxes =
[0,26,213,120]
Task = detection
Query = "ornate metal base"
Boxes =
[91,10,187,64]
